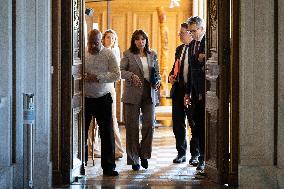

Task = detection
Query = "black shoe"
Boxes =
[141,159,148,169]
[196,161,205,171]
[132,164,140,171]
[103,170,119,176]
[189,156,199,166]
[173,155,186,163]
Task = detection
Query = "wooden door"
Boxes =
[61,0,85,183]
[52,0,85,186]
[205,0,230,184]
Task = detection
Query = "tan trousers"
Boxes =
[88,89,124,158]
[124,81,155,165]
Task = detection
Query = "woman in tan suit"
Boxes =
[120,29,161,171]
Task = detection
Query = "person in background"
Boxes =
[102,29,121,63]
[185,16,206,171]
[84,29,120,176]
[102,29,124,159]
[120,29,161,171]
[168,22,196,164]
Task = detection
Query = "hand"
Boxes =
[169,75,177,85]
[131,74,142,88]
[184,94,191,107]
[198,53,205,62]
[84,72,99,82]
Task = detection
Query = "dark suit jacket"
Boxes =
[186,36,206,97]
[169,44,192,98]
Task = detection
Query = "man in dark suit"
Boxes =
[168,22,196,164]
[185,16,206,171]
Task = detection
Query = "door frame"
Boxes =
[229,0,239,186]
[50,0,240,186]
[51,0,63,185]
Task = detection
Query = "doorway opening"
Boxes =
[81,0,213,186]
[51,0,239,187]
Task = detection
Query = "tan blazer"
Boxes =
[120,49,160,106]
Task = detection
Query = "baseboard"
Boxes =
[277,168,284,188]
[238,165,278,189]
[0,166,13,188]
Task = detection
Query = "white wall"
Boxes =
[277,0,284,187]
[0,0,52,188]
[19,0,52,187]
[192,0,207,21]
[239,0,283,188]
[0,0,13,188]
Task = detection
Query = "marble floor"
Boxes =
[70,126,227,189]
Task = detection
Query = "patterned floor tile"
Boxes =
[71,127,224,188]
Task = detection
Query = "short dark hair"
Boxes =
[129,29,150,54]
[87,29,101,53]
[180,22,188,29]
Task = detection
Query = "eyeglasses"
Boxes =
[188,28,200,33]
[178,31,190,36]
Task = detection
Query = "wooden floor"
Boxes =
[69,126,225,189]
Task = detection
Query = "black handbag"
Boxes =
[150,67,159,86]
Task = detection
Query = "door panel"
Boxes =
[71,0,85,181]
[205,0,230,183]
[52,0,85,185]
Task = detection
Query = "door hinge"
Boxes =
[224,152,231,160]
